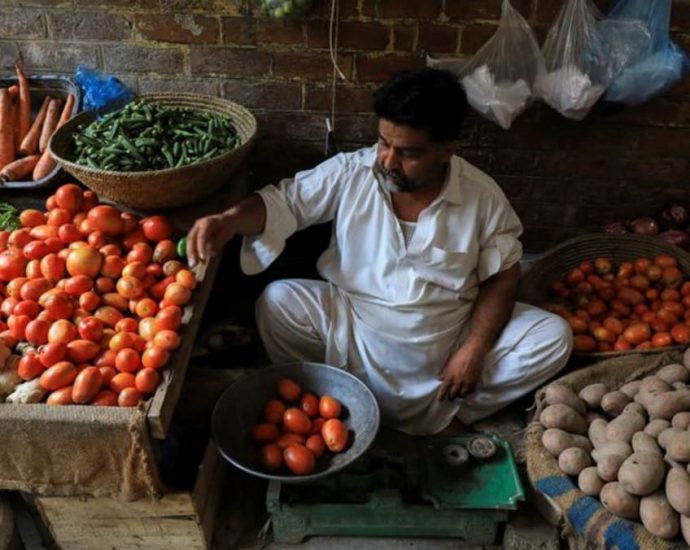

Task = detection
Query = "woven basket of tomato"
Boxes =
[0,183,197,407]
[518,233,690,358]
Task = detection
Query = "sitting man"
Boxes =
[187,68,573,435]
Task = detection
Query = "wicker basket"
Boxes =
[48,93,257,210]
[518,233,690,358]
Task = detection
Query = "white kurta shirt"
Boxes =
[241,145,523,434]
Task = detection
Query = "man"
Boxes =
[187,68,572,435]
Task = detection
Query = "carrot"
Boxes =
[18,95,50,156]
[7,85,18,100]
[0,154,39,183]
[14,63,31,150]
[57,93,74,126]
[0,89,15,171]
[38,98,61,154]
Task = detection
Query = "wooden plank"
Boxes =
[191,442,228,547]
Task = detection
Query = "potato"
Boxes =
[672,411,690,429]
[639,491,679,540]
[639,376,673,394]
[600,482,640,520]
[684,347,690,370]
[539,404,587,434]
[658,427,686,450]
[664,453,684,470]
[645,390,690,420]
[667,432,690,462]
[657,363,690,384]
[598,454,627,482]
[601,391,631,416]
[619,380,641,399]
[666,466,690,516]
[632,432,662,455]
[644,419,671,439]
[588,418,609,449]
[542,428,592,457]
[605,412,646,443]
[681,514,690,547]
[558,447,592,476]
[586,411,607,424]
[592,441,633,463]
[544,383,587,415]
[578,466,604,496]
[672,381,688,390]
[579,383,608,409]
[618,451,666,495]
[622,402,646,418]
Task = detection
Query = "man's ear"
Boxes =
[440,139,459,162]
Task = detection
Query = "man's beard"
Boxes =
[372,162,429,193]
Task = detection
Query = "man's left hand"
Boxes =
[437,344,485,401]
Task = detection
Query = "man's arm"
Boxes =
[187,193,267,266]
[437,263,521,401]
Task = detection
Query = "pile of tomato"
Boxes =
[0,183,196,406]
[545,254,690,353]
[250,377,350,476]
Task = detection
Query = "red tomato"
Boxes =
[321,418,349,452]
[260,444,283,472]
[23,240,49,260]
[283,408,311,434]
[153,240,176,264]
[6,277,28,299]
[66,247,102,278]
[622,322,651,345]
[118,387,144,407]
[251,423,280,444]
[101,255,125,279]
[8,314,30,340]
[121,212,140,234]
[305,434,326,458]
[67,339,100,363]
[163,282,191,306]
[94,277,115,294]
[55,183,84,212]
[265,399,287,424]
[43,293,73,319]
[82,190,98,211]
[46,209,71,227]
[39,361,77,391]
[94,306,123,328]
[115,348,140,373]
[88,205,124,236]
[87,230,107,249]
[671,323,690,345]
[135,367,161,394]
[275,433,305,448]
[110,372,136,393]
[277,378,302,402]
[25,318,49,346]
[39,342,68,367]
[135,298,159,319]
[92,390,118,406]
[13,300,40,319]
[20,278,51,302]
[283,444,316,475]
[58,223,82,244]
[154,306,182,332]
[17,353,44,380]
[72,366,103,404]
[300,393,320,418]
[141,215,173,242]
[319,395,342,419]
[19,209,46,227]
[126,243,153,264]
[310,417,325,435]
[79,291,100,311]
[46,386,74,406]
[116,276,144,300]
[64,275,93,296]
[141,345,169,369]
[40,253,66,283]
[96,350,117,368]
[0,250,28,281]
[651,332,673,348]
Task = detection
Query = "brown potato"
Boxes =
[619,380,641,399]
[592,441,633,463]
[578,383,608,409]
[542,428,592,457]
[656,363,690,384]
[618,451,666,496]
[578,466,604,496]
[622,402,646,418]
[632,432,662,455]
[588,418,608,449]
[667,432,690,462]
[640,491,679,540]
[639,376,673,394]
[672,411,690,430]
[539,404,587,434]
[558,447,592,476]
[597,454,628,482]
[605,412,646,443]
[681,514,690,547]
[601,391,631,417]
[666,466,690,516]
[645,390,690,420]
[683,347,690,371]
[644,419,671,439]
[658,427,685,450]
[600,482,640,520]
[544,383,587,415]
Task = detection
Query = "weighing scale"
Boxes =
[266,430,525,544]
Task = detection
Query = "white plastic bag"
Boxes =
[457,0,545,129]
[535,0,610,120]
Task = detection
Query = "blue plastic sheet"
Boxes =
[603,0,690,106]
[75,65,134,114]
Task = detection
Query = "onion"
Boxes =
[629,217,660,236]
[604,221,629,235]
[658,204,689,229]
[657,230,690,250]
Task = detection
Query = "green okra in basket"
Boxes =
[72,100,240,172]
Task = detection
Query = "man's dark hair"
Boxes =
[372,68,467,143]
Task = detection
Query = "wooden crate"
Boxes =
[34,441,227,550]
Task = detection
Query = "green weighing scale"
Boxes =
[266,430,525,544]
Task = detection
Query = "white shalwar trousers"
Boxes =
[256,279,572,435]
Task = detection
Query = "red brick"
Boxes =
[533,0,565,25]
[222,17,255,44]
[256,111,327,140]
[361,0,443,20]
[460,24,498,54]
[138,76,221,96]
[334,114,378,142]
[136,14,219,44]
[393,24,416,51]
[638,127,690,157]
[19,42,98,71]
[272,51,354,80]
[307,20,390,51]
[310,0,359,19]
[159,0,226,11]
[48,11,132,40]
[190,46,271,76]
[304,83,376,112]
[418,25,460,54]
[256,19,305,45]
[356,53,426,82]
[0,8,46,39]
[445,0,501,20]
[672,4,690,31]
[103,44,184,73]
[220,79,302,109]
[74,0,157,7]
[0,42,18,68]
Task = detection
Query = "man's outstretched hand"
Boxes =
[437,343,485,401]
[186,212,235,266]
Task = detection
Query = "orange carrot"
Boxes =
[32,148,56,181]
[7,85,18,100]
[18,95,50,156]
[58,93,75,126]
[38,98,61,154]
[0,154,39,182]
[14,63,31,150]
[0,89,15,171]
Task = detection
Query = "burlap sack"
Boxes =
[0,403,162,501]
[526,351,688,550]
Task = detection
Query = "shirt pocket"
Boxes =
[411,246,475,292]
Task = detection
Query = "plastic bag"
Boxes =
[253,0,312,19]
[457,0,545,129]
[75,65,134,114]
[602,0,690,106]
[535,0,611,120]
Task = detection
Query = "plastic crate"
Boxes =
[0,74,81,189]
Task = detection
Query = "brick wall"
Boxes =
[2,0,690,251]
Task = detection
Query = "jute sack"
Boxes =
[526,351,688,550]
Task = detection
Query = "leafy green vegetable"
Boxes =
[0,202,21,231]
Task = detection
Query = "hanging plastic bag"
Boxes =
[75,65,135,114]
[456,0,545,130]
[602,0,690,107]
[535,0,612,120]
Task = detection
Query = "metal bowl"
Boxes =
[211,362,380,482]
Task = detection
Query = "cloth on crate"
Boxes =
[242,145,572,435]
[526,351,686,550]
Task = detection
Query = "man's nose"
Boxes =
[381,149,399,171]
